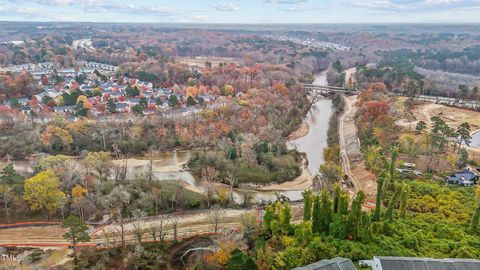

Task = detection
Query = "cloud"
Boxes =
[266,0,308,3]
[0,6,54,18]
[350,0,480,12]
[210,3,239,11]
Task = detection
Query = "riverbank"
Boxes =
[288,122,310,140]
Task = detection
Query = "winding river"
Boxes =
[4,71,333,204]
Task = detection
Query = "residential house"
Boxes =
[371,256,480,270]
[293,257,356,270]
[446,169,479,186]
[17,98,30,106]
[115,103,129,113]
[53,105,76,113]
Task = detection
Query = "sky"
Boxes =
[1,0,480,24]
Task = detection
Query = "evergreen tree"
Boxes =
[303,190,313,221]
[386,183,403,221]
[333,184,341,214]
[263,204,276,235]
[337,193,350,215]
[319,190,333,234]
[139,97,148,108]
[348,191,365,240]
[279,202,292,234]
[399,183,410,218]
[107,98,116,113]
[168,95,180,107]
[312,195,321,234]
[373,176,385,222]
[471,186,480,231]
[186,96,196,107]
[63,215,90,265]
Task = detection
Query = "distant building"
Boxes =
[371,256,480,270]
[446,169,479,186]
[293,257,356,270]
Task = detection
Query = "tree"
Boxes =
[279,201,292,234]
[0,163,24,191]
[139,97,148,108]
[227,249,258,270]
[186,96,196,107]
[0,185,13,223]
[373,176,385,222]
[471,185,480,231]
[168,95,179,107]
[23,170,65,220]
[319,190,333,234]
[83,151,112,179]
[132,104,144,116]
[210,206,225,234]
[107,98,116,113]
[72,185,87,220]
[303,190,313,221]
[415,120,427,134]
[386,183,403,221]
[312,195,321,234]
[132,209,148,243]
[62,215,90,264]
[456,122,471,152]
[399,184,410,218]
[126,86,140,97]
[457,148,469,169]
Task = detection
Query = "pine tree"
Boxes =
[386,183,403,221]
[348,191,365,240]
[303,189,313,221]
[470,186,480,231]
[338,193,350,215]
[319,190,333,234]
[262,204,276,235]
[107,98,116,113]
[373,176,385,222]
[333,184,341,214]
[399,184,410,218]
[312,195,321,234]
[279,202,292,234]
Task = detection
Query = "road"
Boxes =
[339,94,357,194]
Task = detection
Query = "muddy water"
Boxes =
[471,131,480,148]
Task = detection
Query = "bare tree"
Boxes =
[147,146,159,182]
[171,216,179,242]
[209,206,225,234]
[131,209,147,243]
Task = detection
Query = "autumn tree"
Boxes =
[83,151,112,179]
[23,170,65,220]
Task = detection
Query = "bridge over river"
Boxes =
[303,83,480,110]
[303,83,357,94]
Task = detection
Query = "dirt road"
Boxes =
[339,95,377,198]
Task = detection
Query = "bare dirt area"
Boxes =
[340,95,377,198]
[403,102,480,156]
[288,122,310,140]
[0,225,67,245]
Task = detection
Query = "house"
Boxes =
[17,98,30,106]
[53,105,76,113]
[371,256,480,270]
[446,169,479,186]
[293,257,356,270]
[115,103,129,113]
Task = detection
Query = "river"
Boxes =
[3,71,333,204]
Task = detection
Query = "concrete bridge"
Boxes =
[303,83,357,94]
